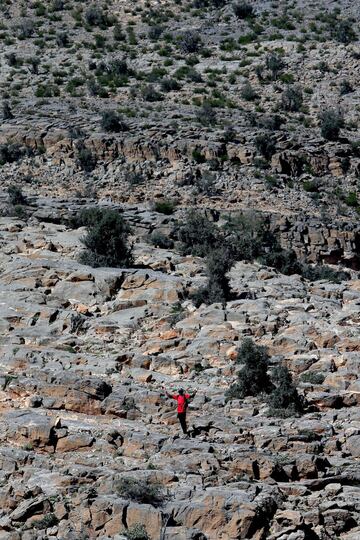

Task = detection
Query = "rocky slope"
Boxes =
[0,0,359,538]
[0,203,359,539]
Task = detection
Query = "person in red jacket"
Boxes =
[165,387,197,435]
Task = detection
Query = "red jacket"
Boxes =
[171,394,190,413]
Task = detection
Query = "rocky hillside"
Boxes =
[0,0,359,539]
[0,199,359,539]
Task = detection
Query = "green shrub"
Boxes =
[168,303,185,326]
[196,101,217,126]
[339,79,353,96]
[240,81,257,101]
[300,372,325,384]
[141,85,162,102]
[125,524,149,540]
[113,23,126,41]
[301,264,349,283]
[254,134,276,160]
[0,144,31,165]
[266,53,285,80]
[13,205,28,219]
[76,147,97,172]
[101,110,128,132]
[302,180,320,192]
[319,108,344,140]
[226,339,273,400]
[160,78,181,92]
[32,513,58,530]
[223,212,272,262]
[56,31,70,47]
[191,247,234,306]
[96,59,131,88]
[88,79,109,98]
[51,0,65,11]
[149,231,174,249]
[79,208,133,268]
[116,477,164,506]
[8,185,27,205]
[344,191,358,207]
[194,171,218,196]
[153,199,176,215]
[192,149,206,163]
[35,84,60,98]
[233,3,255,19]
[178,31,202,54]
[281,85,303,112]
[17,20,34,39]
[177,210,220,257]
[84,5,113,28]
[332,19,356,44]
[267,365,303,417]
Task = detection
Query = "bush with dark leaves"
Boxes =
[281,85,303,112]
[226,339,273,400]
[266,53,285,80]
[116,477,165,506]
[8,186,27,206]
[177,210,220,257]
[254,134,276,160]
[267,365,303,417]
[101,110,128,132]
[191,247,234,306]
[78,208,132,268]
[319,108,344,141]
[233,2,255,19]
[196,102,217,126]
[178,31,202,54]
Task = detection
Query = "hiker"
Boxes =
[164,387,197,435]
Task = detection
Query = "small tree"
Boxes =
[116,477,164,506]
[255,134,276,160]
[266,53,285,80]
[194,171,218,196]
[267,365,303,417]
[192,247,234,307]
[233,3,255,19]
[226,339,273,400]
[8,186,27,206]
[339,79,353,96]
[332,19,356,44]
[101,110,128,132]
[76,146,97,172]
[281,85,303,112]
[241,81,257,101]
[2,102,13,120]
[79,208,133,268]
[178,31,202,54]
[177,209,220,257]
[85,6,110,28]
[196,102,217,126]
[319,108,344,141]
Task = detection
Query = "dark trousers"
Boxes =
[177,412,187,434]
